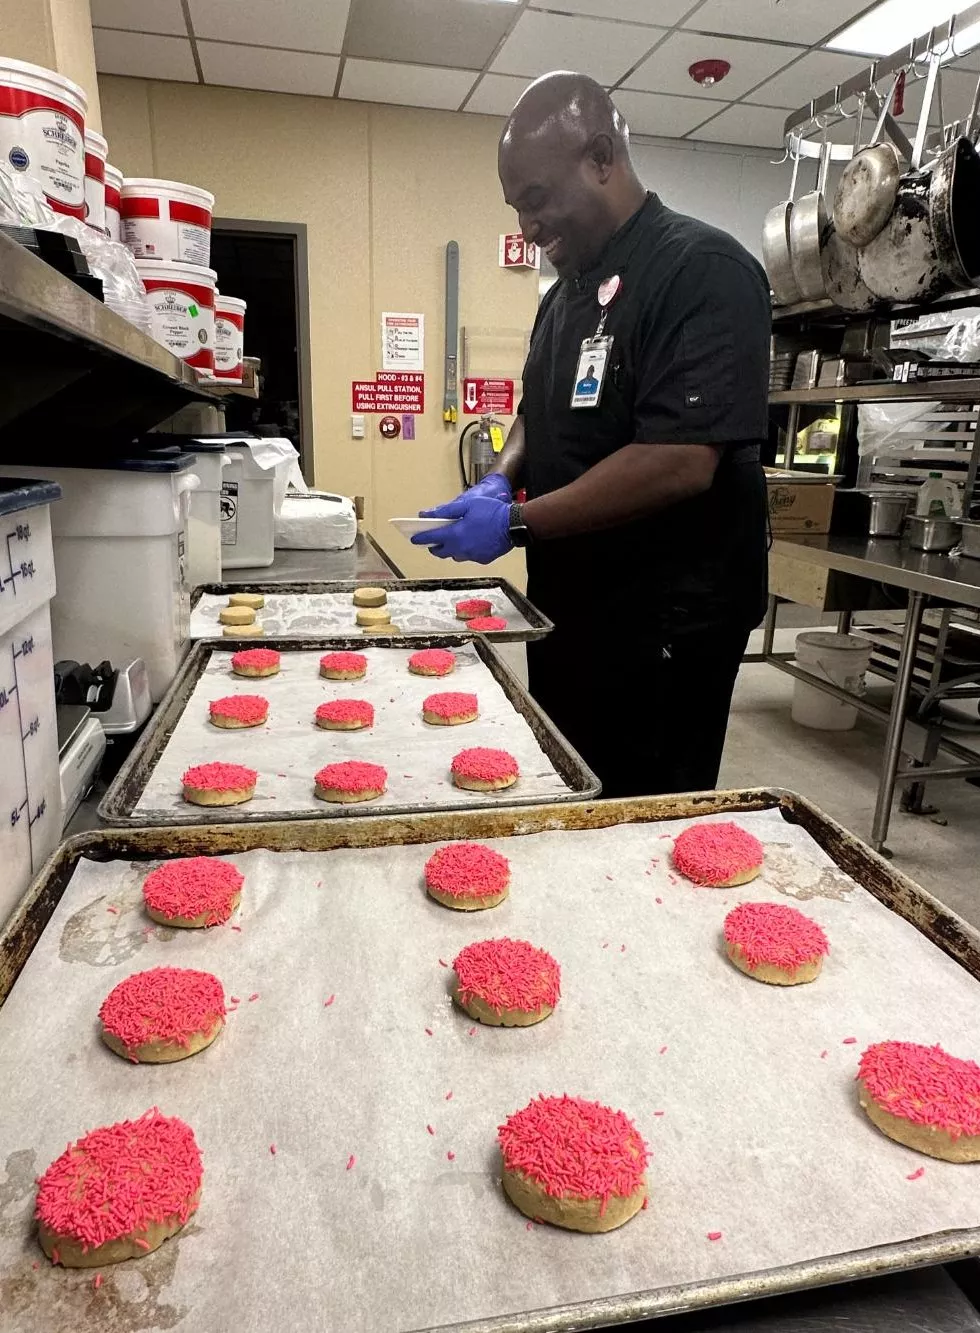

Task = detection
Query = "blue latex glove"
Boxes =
[469,472,512,504]
[411,493,512,564]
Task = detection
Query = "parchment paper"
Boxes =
[133,644,570,819]
[190,586,533,640]
[4,809,980,1332]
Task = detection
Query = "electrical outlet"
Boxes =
[351,414,365,439]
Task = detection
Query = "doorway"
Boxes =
[209,219,314,480]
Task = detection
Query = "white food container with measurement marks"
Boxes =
[0,457,199,703]
[221,439,298,569]
[0,479,63,925]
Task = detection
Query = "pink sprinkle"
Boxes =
[526,1221,533,1231]
[668,874,677,885]
[230,996,240,1004]
[324,994,335,1007]
[231,925,242,932]
[31,1261,38,1271]
[447,1151,455,1161]
[605,875,613,882]
[658,833,671,839]
[644,870,651,876]
[424,1027,433,1036]
[820,1050,828,1059]
[445,1091,453,1101]
[106,906,118,915]
[142,926,154,936]
[93,1273,103,1290]
[659,1045,668,1055]
[467,1026,476,1036]
[843,1036,857,1045]
[602,942,609,950]
[277,772,287,778]
[707,1231,723,1242]
[270,1144,277,1156]
[650,858,659,866]
[426,1124,435,1136]
[654,1111,665,1117]
[642,1197,649,1210]
[620,944,626,953]
[134,1238,151,1251]
[438,958,448,968]
[248,992,260,1002]
[907,1167,926,1181]
[655,897,663,904]
[346,1154,356,1171]
[316,881,322,888]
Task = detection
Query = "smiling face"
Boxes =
[498,131,615,279]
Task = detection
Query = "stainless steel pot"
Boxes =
[959,519,980,559]
[834,75,904,248]
[790,140,831,301]
[905,513,962,552]
[763,150,803,306]
[866,490,913,537]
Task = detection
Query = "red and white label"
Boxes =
[122,195,211,265]
[462,378,515,415]
[141,279,215,370]
[498,234,539,268]
[0,87,85,216]
[352,372,424,414]
[83,153,105,233]
[214,312,244,381]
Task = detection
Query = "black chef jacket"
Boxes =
[520,193,770,638]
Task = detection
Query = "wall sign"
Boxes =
[498,234,538,269]
[352,372,425,414]
[381,311,424,371]
[462,377,515,415]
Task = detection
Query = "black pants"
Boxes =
[527,620,750,800]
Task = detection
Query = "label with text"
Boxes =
[461,378,515,415]
[352,372,424,414]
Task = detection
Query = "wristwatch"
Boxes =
[507,502,532,548]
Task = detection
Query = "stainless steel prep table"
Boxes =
[760,535,980,852]
[220,530,404,585]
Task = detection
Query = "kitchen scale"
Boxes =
[57,703,106,826]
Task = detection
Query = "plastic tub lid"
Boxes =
[0,478,61,516]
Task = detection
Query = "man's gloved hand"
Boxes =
[411,493,512,564]
[468,472,512,504]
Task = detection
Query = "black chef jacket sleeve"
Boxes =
[631,250,770,447]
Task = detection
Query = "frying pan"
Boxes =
[762,149,802,306]
[823,97,878,311]
[789,139,832,301]
[833,73,904,248]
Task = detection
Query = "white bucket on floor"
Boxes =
[104,162,122,241]
[121,176,214,266]
[792,632,872,731]
[136,259,216,373]
[214,294,246,382]
[0,57,87,218]
[83,127,107,232]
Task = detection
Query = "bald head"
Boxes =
[498,72,645,278]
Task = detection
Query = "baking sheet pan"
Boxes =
[98,637,597,827]
[4,790,980,1333]
[189,578,552,642]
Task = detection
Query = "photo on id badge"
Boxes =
[571,340,609,409]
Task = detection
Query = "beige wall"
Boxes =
[1,0,101,128]
[98,76,535,584]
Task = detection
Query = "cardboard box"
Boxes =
[764,469,835,535]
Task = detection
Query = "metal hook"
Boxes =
[836,85,858,119]
[770,141,790,166]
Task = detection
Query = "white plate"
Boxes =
[389,516,455,539]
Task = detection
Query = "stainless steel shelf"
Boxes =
[771,380,980,406]
[772,287,980,326]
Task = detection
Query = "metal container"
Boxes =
[959,519,980,559]
[867,490,914,537]
[905,513,962,552]
[831,488,912,539]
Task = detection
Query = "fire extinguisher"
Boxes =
[458,415,498,489]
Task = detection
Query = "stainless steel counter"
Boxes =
[219,530,404,584]
[773,535,980,610]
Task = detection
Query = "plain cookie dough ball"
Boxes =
[353,586,387,608]
[223,622,264,638]
[228,592,265,609]
[356,606,390,627]
[219,605,256,626]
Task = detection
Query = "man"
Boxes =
[413,71,770,799]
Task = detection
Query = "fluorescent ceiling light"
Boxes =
[827,0,977,56]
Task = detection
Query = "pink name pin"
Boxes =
[598,275,622,308]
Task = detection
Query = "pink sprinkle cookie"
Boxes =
[497,1094,648,1232]
[672,822,764,887]
[181,762,257,808]
[454,938,559,1025]
[315,698,375,730]
[451,747,519,792]
[858,1041,980,1162]
[456,598,492,620]
[142,856,243,928]
[466,616,508,632]
[314,760,387,804]
[230,648,280,678]
[422,691,479,726]
[35,1108,202,1266]
[320,651,367,680]
[723,902,828,986]
[208,695,268,729]
[425,842,510,910]
[408,648,456,677]
[99,967,226,1063]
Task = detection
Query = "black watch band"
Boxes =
[508,502,531,548]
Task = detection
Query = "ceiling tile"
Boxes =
[529,0,689,25]
[465,74,532,117]
[93,28,198,82]
[189,0,350,54]
[490,10,664,84]
[340,60,477,110]
[683,0,874,47]
[199,41,340,95]
[745,49,872,109]
[624,30,801,101]
[614,89,726,137]
[90,0,186,35]
[689,101,788,147]
[346,0,513,69]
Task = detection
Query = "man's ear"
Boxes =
[587,132,616,184]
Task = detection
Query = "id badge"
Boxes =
[570,336,613,409]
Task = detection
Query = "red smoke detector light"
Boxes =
[689,59,730,87]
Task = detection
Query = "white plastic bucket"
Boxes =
[221,442,276,569]
[121,176,214,265]
[83,127,107,233]
[104,162,122,241]
[136,259,216,372]
[214,294,247,383]
[791,632,872,731]
[0,56,87,218]
[181,444,230,588]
